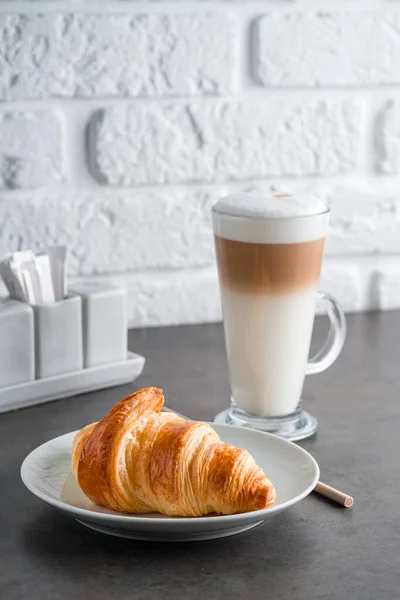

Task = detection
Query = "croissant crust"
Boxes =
[72,387,276,517]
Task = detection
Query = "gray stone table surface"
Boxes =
[1,312,399,599]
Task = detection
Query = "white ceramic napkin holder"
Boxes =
[0,286,144,414]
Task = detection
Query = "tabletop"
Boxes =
[1,312,399,600]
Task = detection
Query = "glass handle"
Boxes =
[306,291,347,376]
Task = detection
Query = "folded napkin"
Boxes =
[0,246,67,304]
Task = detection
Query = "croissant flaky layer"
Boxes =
[72,387,276,517]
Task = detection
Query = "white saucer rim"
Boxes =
[21,423,320,526]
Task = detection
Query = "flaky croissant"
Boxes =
[72,387,275,517]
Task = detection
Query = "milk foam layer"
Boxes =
[212,192,329,244]
[214,192,327,219]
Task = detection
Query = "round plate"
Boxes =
[20,424,319,542]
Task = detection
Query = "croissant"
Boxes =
[72,387,276,517]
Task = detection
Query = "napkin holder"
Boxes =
[0,286,144,414]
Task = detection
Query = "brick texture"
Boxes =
[254,12,400,87]
[0,14,234,100]
[320,263,363,313]
[376,100,400,174]
[0,5,398,325]
[374,267,400,311]
[0,190,218,274]
[0,110,63,190]
[90,100,362,185]
[84,269,221,328]
[325,187,400,255]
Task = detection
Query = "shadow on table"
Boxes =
[21,506,315,568]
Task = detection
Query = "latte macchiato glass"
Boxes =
[212,193,346,441]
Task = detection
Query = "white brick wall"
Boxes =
[254,13,400,87]
[0,110,63,189]
[0,14,235,99]
[91,100,362,185]
[1,1,400,327]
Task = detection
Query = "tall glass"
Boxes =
[212,193,346,441]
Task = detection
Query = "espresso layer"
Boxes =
[215,235,325,295]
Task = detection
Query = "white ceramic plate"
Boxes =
[21,424,319,542]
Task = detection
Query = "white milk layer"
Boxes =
[220,286,318,417]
